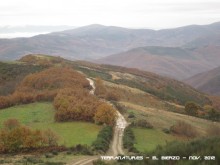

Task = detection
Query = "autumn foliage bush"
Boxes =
[94,78,120,101]
[54,88,102,122]
[0,119,58,153]
[54,88,116,125]
[94,104,116,126]
[0,67,90,109]
[0,67,117,125]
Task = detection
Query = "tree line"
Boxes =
[0,67,117,125]
[0,67,90,109]
[0,119,58,153]
[54,87,116,125]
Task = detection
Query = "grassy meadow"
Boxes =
[0,102,102,147]
[119,101,220,153]
[132,128,177,152]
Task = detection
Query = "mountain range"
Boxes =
[184,66,220,96]
[0,22,220,80]
[98,45,220,80]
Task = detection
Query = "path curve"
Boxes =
[86,78,128,156]
[69,78,128,165]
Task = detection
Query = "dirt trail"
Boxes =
[86,78,95,95]
[67,156,98,165]
[69,78,128,164]
[87,78,128,156]
[110,111,128,156]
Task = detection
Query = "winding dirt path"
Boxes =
[86,78,128,156]
[68,78,128,165]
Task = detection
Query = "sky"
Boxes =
[0,0,220,29]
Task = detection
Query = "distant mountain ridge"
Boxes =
[98,45,220,80]
[0,22,220,60]
[0,22,220,79]
[184,66,220,96]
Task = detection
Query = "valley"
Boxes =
[1,0,220,164]
[0,55,219,165]
[184,66,220,96]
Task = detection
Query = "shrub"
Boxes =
[170,121,198,138]
[45,153,54,158]
[54,88,102,122]
[94,78,107,98]
[162,128,170,134]
[92,126,113,153]
[144,137,220,165]
[51,150,59,155]
[0,119,59,153]
[69,144,93,155]
[0,67,90,109]
[185,102,200,116]
[106,91,120,101]
[94,104,117,126]
[123,126,137,152]
[128,112,135,118]
[131,119,153,129]
[111,101,126,114]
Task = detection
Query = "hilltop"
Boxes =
[16,54,211,107]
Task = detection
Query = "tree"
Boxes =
[185,102,200,116]
[43,129,59,146]
[54,88,103,122]
[94,78,107,98]
[94,104,117,126]
[203,105,220,121]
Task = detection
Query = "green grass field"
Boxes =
[0,102,102,147]
[132,128,177,152]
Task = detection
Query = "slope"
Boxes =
[184,66,220,96]
[97,46,220,80]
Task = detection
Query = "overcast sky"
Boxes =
[1,0,220,29]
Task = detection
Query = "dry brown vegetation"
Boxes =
[207,124,220,137]
[54,92,116,124]
[94,104,116,126]
[121,101,220,136]
[0,67,90,109]
[0,119,58,153]
[170,121,198,138]
[106,67,211,106]
[94,78,120,101]
[19,54,66,66]
[209,95,220,112]
[0,66,117,125]
[54,88,102,122]
[100,80,184,113]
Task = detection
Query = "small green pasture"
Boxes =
[0,102,101,147]
[132,128,177,152]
